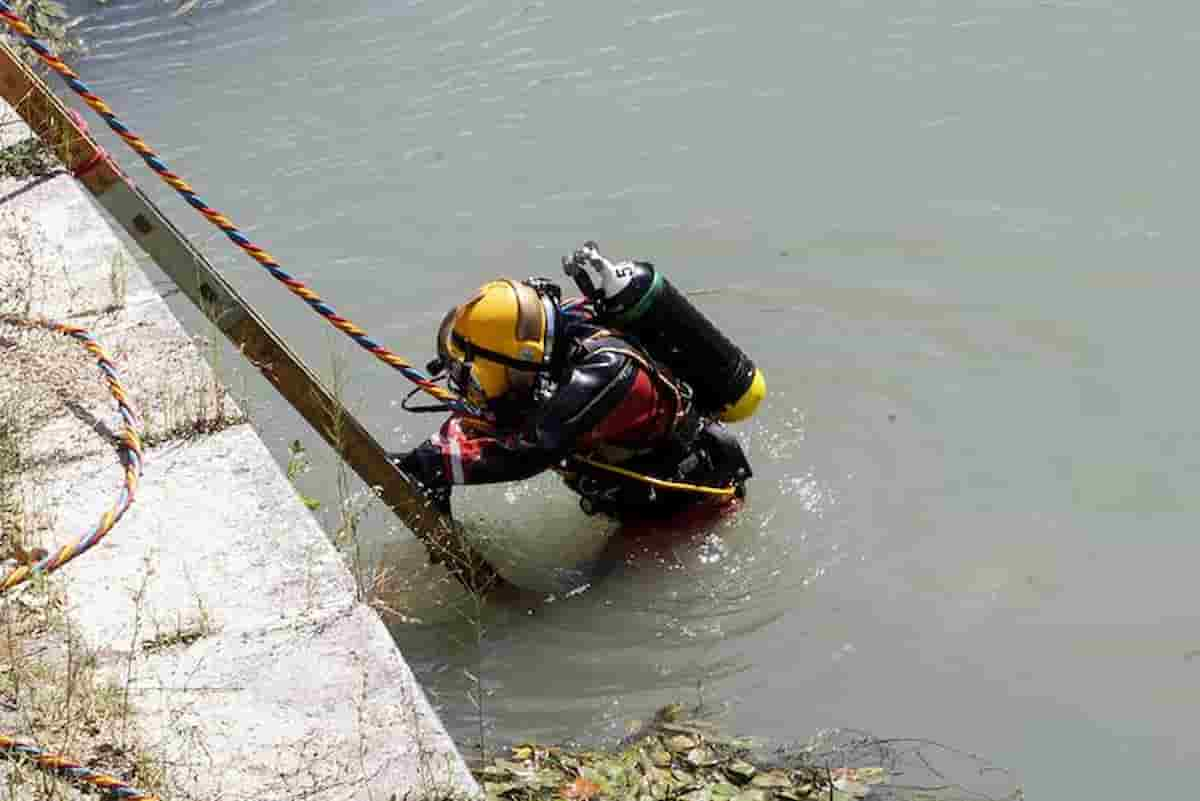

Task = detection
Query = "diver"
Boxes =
[390,242,766,522]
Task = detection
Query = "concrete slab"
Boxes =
[0,105,479,800]
[51,426,476,800]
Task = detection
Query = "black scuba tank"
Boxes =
[563,244,765,422]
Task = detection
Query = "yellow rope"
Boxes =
[571,456,737,498]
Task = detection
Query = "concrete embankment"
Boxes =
[0,100,478,800]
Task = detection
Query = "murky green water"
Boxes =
[52,0,1200,795]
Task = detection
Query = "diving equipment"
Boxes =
[564,242,766,422]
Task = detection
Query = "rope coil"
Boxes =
[0,317,143,593]
[0,316,152,799]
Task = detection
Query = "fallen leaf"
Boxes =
[484,781,520,800]
[666,734,700,753]
[750,770,793,789]
[562,776,602,800]
[495,759,533,776]
[535,768,568,789]
[733,790,769,801]
[709,782,740,800]
[685,747,720,767]
[724,760,757,783]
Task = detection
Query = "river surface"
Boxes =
[47,0,1200,796]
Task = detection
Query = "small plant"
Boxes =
[322,346,381,604]
[139,361,246,447]
[0,574,168,801]
[286,439,322,511]
[106,249,130,312]
[0,391,23,546]
[139,615,210,653]
[0,209,41,319]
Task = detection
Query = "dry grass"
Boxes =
[0,203,247,455]
[0,349,54,571]
[0,576,168,800]
[138,357,246,448]
[0,211,49,321]
[106,250,129,314]
[0,392,23,550]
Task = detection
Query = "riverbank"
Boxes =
[0,100,478,799]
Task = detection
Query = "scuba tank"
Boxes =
[563,242,766,423]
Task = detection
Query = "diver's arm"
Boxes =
[394,350,635,489]
[393,417,553,496]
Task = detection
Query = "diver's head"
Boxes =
[436,279,558,414]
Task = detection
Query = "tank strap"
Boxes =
[584,340,690,436]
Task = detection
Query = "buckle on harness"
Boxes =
[576,475,623,517]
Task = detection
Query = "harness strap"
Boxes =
[584,339,690,436]
[576,328,691,434]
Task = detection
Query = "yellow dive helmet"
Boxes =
[438,279,556,409]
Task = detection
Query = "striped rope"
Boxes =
[0,318,143,593]
[0,734,159,800]
[0,1,474,415]
[0,317,153,799]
